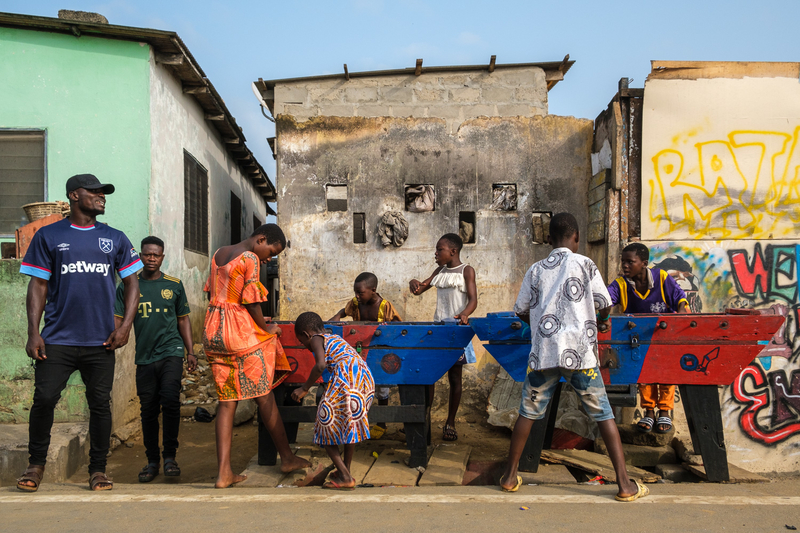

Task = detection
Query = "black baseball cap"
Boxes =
[65,174,115,195]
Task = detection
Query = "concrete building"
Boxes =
[592,61,800,473]
[253,58,593,325]
[0,10,275,446]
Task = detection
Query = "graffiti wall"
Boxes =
[641,76,800,242]
[649,240,800,472]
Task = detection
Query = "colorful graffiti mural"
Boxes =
[650,241,800,452]
[647,127,800,240]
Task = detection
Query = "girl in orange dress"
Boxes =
[203,224,310,488]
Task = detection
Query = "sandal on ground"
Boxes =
[89,471,113,491]
[655,411,673,434]
[322,480,355,491]
[615,479,649,502]
[500,475,523,493]
[163,458,181,477]
[16,464,45,493]
[636,416,654,433]
[138,463,159,483]
[442,424,458,441]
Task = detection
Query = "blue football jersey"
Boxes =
[20,218,143,346]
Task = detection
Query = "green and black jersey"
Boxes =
[115,272,190,365]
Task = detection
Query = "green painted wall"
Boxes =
[0,27,151,241]
[0,28,152,422]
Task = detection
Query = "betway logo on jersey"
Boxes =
[60,261,111,276]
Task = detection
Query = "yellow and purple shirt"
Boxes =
[607,267,688,314]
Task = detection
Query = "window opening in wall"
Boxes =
[353,213,366,244]
[491,183,517,211]
[0,130,45,236]
[253,214,262,233]
[184,151,208,254]
[230,192,242,245]
[531,212,552,245]
[405,184,435,212]
[459,211,476,244]
[326,184,348,211]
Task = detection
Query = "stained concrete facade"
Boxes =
[257,63,591,325]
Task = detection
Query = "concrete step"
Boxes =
[0,423,89,486]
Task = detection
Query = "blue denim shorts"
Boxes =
[519,366,614,422]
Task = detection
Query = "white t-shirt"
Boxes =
[514,248,611,371]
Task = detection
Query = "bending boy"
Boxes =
[602,242,689,434]
[499,213,647,502]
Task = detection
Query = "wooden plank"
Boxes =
[650,60,800,80]
[238,454,285,488]
[540,449,660,483]
[418,445,471,486]
[588,183,606,205]
[518,464,577,485]
[680,384,729,482]
[685,463,768,484]
[589,169,609,190]
[182,85,209,94]
[205,113,225,121]
[415,58,423,76]
[361,448,421,486]
[155,52,183,65]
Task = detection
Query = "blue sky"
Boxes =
[3,0,798,182]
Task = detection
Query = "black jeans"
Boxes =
[29,345,115,474]
[136,356,183,463]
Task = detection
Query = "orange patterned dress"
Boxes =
[202,251,290,401]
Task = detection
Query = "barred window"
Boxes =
[183,151,208,254]
[0,131,45,236]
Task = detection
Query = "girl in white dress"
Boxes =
[409,233,478,441]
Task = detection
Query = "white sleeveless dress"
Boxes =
[431,263,475,364]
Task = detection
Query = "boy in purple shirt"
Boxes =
[603,242,689,434]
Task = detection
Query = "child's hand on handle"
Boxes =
[454,313,470,325]
[291,386,308,403]
[265,323,282,337]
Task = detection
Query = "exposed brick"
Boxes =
[414,87,446,102]
[276,86,308,105]
[390,105,426,118]
[493,68,540,86]
[437,74,471,87]
[281,104,317,119]
[345,87,379,103]
[496,104,535,117]
[308,87,345,103]
[355,104,391,117]
[462,104,497,119]
[426,105,462,120]
[316,104,355,117]
[381,87,414,103]
[514,86,547,105]
[481,87,514,104]
[449,87,481,103]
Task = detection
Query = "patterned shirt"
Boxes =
[607,267,688,314]
[514,248,612,371]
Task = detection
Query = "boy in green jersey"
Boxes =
[115,236,196,482]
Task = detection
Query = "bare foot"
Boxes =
[280,455,312,473]
[328,469,342,482]
[215,473,247,488]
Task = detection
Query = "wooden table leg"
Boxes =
[258,383,301,466]
[519,382,562,472]
[680,384,729,482]
[399,384,429,469]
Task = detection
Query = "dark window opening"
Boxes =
[0,130,45,236]
[491,183,517,211]
[405,184,435,212]
[184,151,208,254]
[459,211,476,244]
[353,213,366,244]
[531,211,552,244]
[253,214,262,234]
[230,192,242,245]
[326,184,347,211]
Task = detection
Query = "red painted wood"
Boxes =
[277,323,322,385]
[341,324,378,361]
[637,344,768,385]
[646,314,785,344]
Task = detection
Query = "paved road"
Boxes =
[2,480,799,532]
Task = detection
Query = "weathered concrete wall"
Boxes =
[275,114,593,323]
[148,53,269,343]
[638,63,800,473]
[273,67,548,133]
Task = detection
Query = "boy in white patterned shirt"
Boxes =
[499,213,647,502]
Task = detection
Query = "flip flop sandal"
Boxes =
[442,424,458,441]
[322,480,355,491]
[615,479,650,502]
[163,458,181,477]
[636,416,654,433]
[138,463,159,483]
[501,475,523,493]
[16,464,44,493]
[89,471,113,491]
[654,414,673,434]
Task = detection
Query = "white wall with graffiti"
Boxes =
[641,66,800,472]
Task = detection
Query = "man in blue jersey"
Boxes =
[17,174,142,493]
